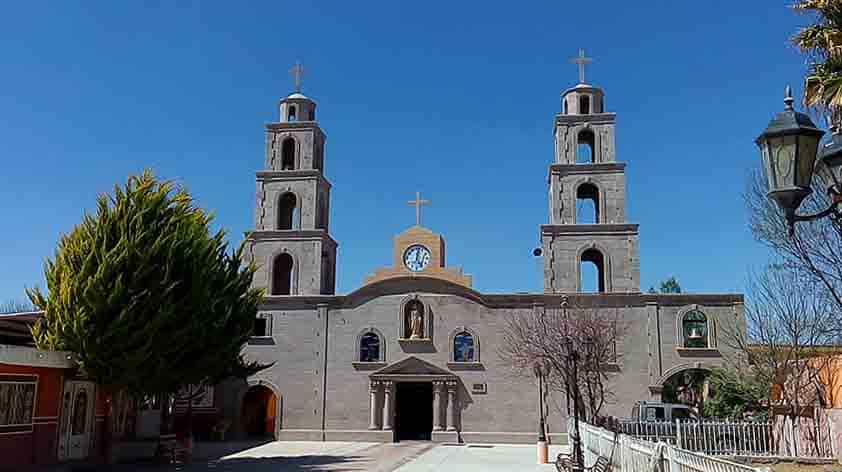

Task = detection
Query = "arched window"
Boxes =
[453,332,475,362]
[288,105,297,122]
[272,253,293,295]
[682,310,709,348]
[359,332,381,362]
[576,183,600,224]
[277,193,298,230]
[579,95,590,115]
[563,99,569,115]
[308,110,315,121]
[281,138,295,170]
[580,248,605,293]
[577,130,595,164]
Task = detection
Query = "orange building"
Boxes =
[0,313,107,468]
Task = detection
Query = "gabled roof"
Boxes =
[370,355,456,380]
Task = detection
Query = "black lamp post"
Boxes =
[756,87,842,228]
[533,359,552,442]
[564,336,584,470]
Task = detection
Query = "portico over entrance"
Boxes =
[367,356,460,442]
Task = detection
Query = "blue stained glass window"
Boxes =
[360,332,380,362]
[454,332,475,362]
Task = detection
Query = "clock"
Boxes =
[403,244,431,272]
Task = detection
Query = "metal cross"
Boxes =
[290,62,305,93]
[570,49,593,84]
[407,192,431,226]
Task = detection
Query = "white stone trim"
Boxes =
[0,344,75,369]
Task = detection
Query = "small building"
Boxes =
[0,312,106,467]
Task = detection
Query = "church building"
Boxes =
[228,58,744,444]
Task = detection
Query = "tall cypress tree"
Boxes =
[28,170,266,444]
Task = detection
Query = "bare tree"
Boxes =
[747,167,842,310]
[726,266,841,416]
[499,298,626,422]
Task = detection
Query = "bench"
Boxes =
[556,454,611,472]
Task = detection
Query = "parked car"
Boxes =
[630,401,699,423]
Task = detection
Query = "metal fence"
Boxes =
[619,418,835,459]
[577,421,770,472]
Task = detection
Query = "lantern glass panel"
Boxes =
[771,136,797,190]
[797,134,820,188]
[760,140,773,189]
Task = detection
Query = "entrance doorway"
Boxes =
[241,385,278,437]
[395,382,432,441]
[57,381,95,461]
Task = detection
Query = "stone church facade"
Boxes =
[225,76,744,444]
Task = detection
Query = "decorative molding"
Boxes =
[541,223,639,236]
[354,362,387,371]
[446,362,484,371]
[676,348,721,358]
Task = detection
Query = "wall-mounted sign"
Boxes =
[472,383,487,394]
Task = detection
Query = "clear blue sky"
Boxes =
[0,1,815,300]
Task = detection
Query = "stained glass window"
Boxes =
[360,332,380,362]
[454,332,475,362]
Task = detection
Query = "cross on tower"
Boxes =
[290,62,305,93]
[570,49,593,84]
[407,192,431,226]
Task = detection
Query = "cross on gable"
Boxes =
[407,192,431,226]
[570,49,593,84]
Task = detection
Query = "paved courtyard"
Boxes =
[64,440,569,472]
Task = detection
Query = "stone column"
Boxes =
[382,381,393,431]
[446,381,457,432]
[432,381,444,431]
[368,381,379,430]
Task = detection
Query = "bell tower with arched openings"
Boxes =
[246,63,337,296]
[541,50,640,293]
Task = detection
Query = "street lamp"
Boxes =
[534,358,552,463]
[756,87,842,227]
[563,336,584,470]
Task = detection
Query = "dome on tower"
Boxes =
[561,84,605,116]
[279,91,317,123]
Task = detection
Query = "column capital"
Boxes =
[369,380,380,393]
[446,380,458,392]
[382,380,394,392]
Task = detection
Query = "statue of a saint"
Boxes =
[409,306,424,339]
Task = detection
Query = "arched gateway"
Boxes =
[241,383,281,438]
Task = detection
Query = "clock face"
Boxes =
[404,245,431,272]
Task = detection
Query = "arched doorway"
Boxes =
[662,368,711,415]
[241,385,279,437]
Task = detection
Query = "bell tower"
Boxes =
[246,63,337,296]
[541,51,640,293]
